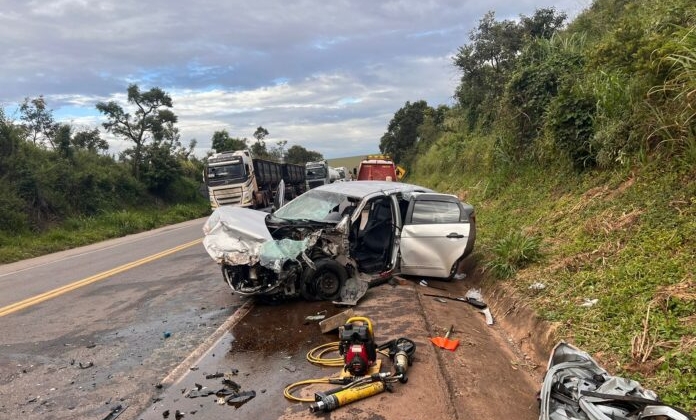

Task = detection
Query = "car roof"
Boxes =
[312,180,434,199]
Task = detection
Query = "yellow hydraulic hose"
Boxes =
[283,377,333,402]
[306,341,343,367]
[284,341,343,402]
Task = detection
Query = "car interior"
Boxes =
[351,197,394,273]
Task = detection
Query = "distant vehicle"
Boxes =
[329,166,340,183]
[306,160,331,189]
[335,166,348,180]
[356,154,400,181]
[203,150,305,209]
[203,181,476,302]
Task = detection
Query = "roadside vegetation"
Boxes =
[0,87,324,264]
[386,0,696,412]
[0,88,213,263]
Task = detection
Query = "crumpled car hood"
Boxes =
[202,206,317,272]
[540,341,693,420]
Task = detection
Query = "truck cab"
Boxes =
[204,150,256,208]
[306,160,330,189]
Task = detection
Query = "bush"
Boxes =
[501,35,586,161]
[545,83,597,169]
[485,231,543,279]
[0,180,28,233]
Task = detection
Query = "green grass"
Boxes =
[0,202,210,264]
[411,143,696,413]
[485,231,544,278]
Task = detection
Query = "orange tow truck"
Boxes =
[356,154,405,181]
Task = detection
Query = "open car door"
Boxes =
[398,193,473,278]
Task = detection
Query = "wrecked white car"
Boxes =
[202,181,476,303]
[540,341,694,420]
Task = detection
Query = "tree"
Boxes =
[379,100,432,165]
[19,96,58,148]
[54,124,73,158]
[251,126,269,159]
[0,109,23,176]
[453,9,565,131]
[268,140,287,161]
[96,84,177,179]
[285,145,323,164]
[253,126,269,141]
[140,138,182,194]
[250,141,269,159]
[520,8,567,40]
[211,130,247,153]
[72,128,109,153]
[453,12,524,130]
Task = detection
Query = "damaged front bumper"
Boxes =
[203,206,369,303]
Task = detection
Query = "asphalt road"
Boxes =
[0,218,242,420]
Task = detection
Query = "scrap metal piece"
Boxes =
[333,276,369,306]
[319,308,355,333]
[479,307,494,325]
[539,341,694,420]
[186,388,215,398]
[102,404,127,420]
[226,390,256,408]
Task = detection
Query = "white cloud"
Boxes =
[0,0,589,158]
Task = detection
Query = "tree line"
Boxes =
[379,1,696,174]
[209,126,323,164]
[0,85,324,236]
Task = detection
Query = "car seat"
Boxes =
[354,200,392,271]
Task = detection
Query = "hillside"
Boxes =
[327,154,378,176]
[411,158,695,413]
[401,0,696,413]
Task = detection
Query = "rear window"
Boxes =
[411,200,460,224]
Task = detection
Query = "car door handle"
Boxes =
[446,232,464,239]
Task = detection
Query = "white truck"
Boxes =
[305,160,329,190]
[204,150,305,209]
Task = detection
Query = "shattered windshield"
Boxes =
[273,189,348,222]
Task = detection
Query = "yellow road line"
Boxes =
[0,238,203,318]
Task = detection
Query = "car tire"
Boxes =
[300,259,347,301]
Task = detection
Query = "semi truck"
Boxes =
[305,160,330,190]
[204,150,305,209]
[305,160,342,189]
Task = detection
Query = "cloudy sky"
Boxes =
[0,0,588,159]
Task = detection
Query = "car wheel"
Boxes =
[301,259,347,301]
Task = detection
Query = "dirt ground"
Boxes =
[376,263,547,420]
[136,257,552,420]
[273,256,549,420]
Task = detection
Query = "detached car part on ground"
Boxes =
[540,341,694,420]
[203,181,476,303]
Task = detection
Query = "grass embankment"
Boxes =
[0,202,211,264]
[411,138,696,411]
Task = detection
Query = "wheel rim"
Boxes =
[315,272,341,299]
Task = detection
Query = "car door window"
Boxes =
[411,200,460,224]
